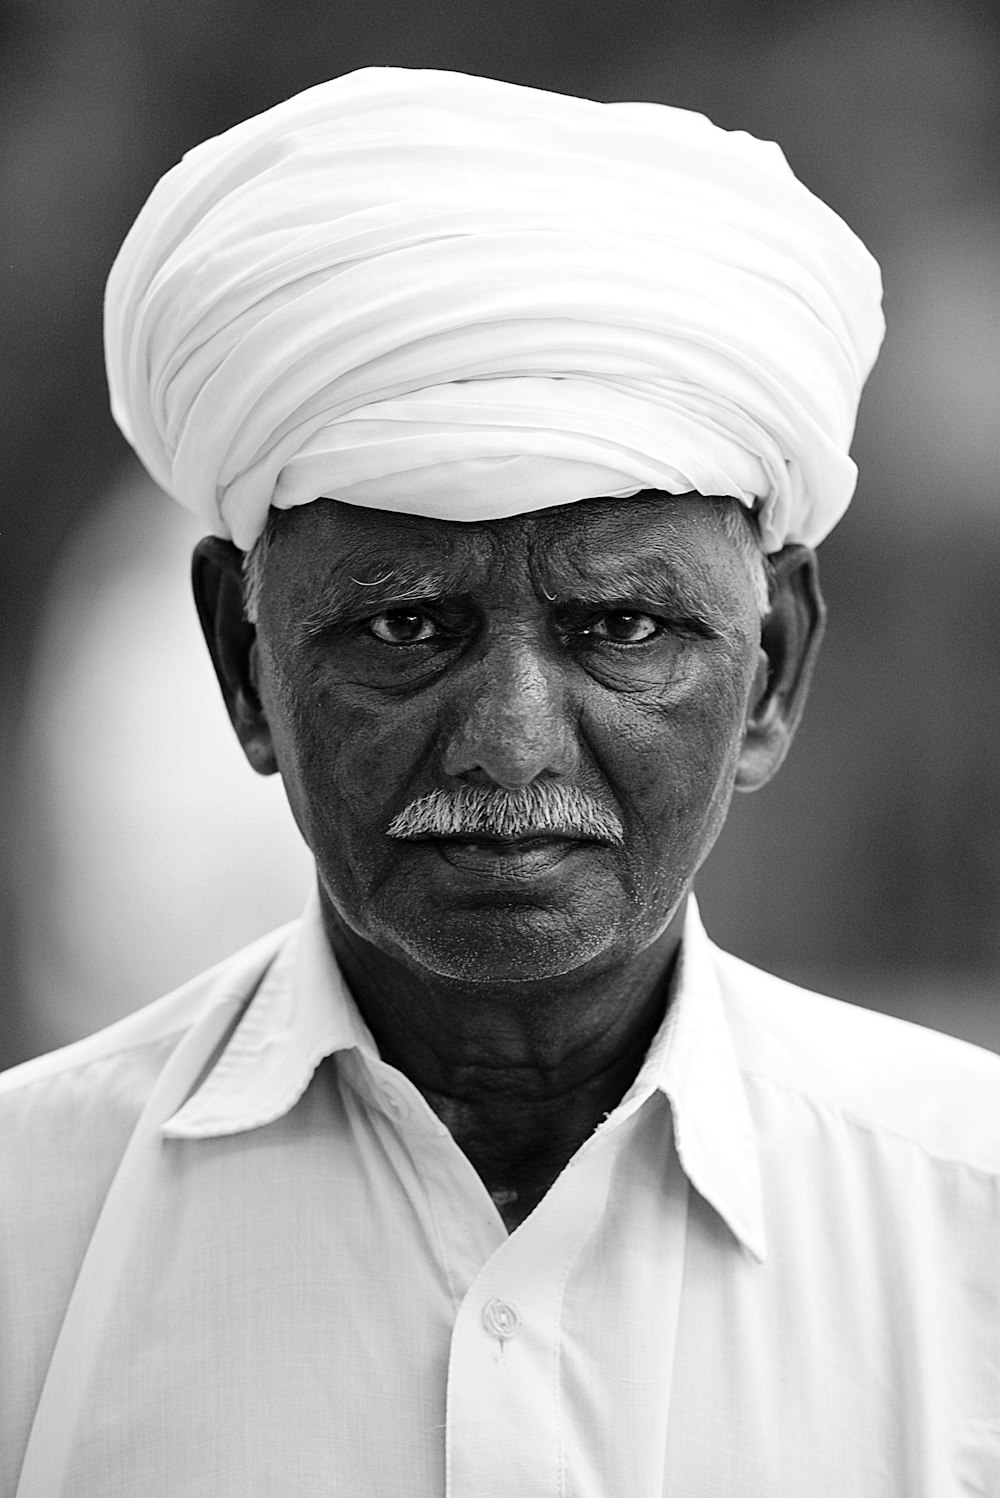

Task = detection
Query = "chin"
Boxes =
[385,907,624,986]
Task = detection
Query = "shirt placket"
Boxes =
[442,1126,630,1498]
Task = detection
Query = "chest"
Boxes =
[10,1076,996,1498]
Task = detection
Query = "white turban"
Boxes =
[104,67,885,553]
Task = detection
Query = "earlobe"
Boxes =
[735,545,825,792]
[191,537,279,776]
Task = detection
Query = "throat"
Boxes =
[412,1016,668,1231]
[437,1102,595,1232]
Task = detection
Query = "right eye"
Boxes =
[367,611,439,644]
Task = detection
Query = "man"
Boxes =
[2,67,998,1496]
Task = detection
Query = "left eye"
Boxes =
[585,612,661,643]
[368,611,437,644]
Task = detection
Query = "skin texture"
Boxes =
[194,492,824,1229]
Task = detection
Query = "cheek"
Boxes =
[264,673,433,846]
[589,658,752,846]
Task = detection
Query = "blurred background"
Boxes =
[2,0,999,1064]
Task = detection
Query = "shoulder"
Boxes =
[0,923,298,1471]
[712,944,1000,1175]
[0,921,296,1149]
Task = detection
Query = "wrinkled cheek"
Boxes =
[272,687,428,895]
[671,732,740,844]
[264,697,345,845]
[622,721,744,909]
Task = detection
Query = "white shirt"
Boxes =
[1,892,998,1497]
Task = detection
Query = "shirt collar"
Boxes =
[658,897,767,1261]
[162,886,371,1140]
[163,887,766,1262]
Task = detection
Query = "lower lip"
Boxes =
[427,837,583,878]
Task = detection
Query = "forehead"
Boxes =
[265,492,746,600]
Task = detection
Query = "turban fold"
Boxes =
[104,67,885,553]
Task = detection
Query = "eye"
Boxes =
[585,612,662,644]
[368,610,438,644]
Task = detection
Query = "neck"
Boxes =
[320,895,687,1228]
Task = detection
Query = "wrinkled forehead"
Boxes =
[268,491,736,585]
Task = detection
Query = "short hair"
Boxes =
[241,497,772,625]
[714,500,772,617]
[242,508,280,625]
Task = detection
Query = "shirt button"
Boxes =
[482,1298,522,1340]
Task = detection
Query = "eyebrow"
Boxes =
[537,554,738,639]
[294,561,469,643]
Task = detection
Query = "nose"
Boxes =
[440,637,579,789]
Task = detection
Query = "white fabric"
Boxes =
[2,893,999,1495]
[104,68,885,553]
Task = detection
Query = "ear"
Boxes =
[735,544,825,792]
[191,537,278,776]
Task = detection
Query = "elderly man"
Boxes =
[2,67,998,1497]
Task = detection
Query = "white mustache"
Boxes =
[386,784,625,845]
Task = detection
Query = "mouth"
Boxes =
[422,833,593,877]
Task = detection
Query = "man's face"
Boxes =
[247,494,768,985]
